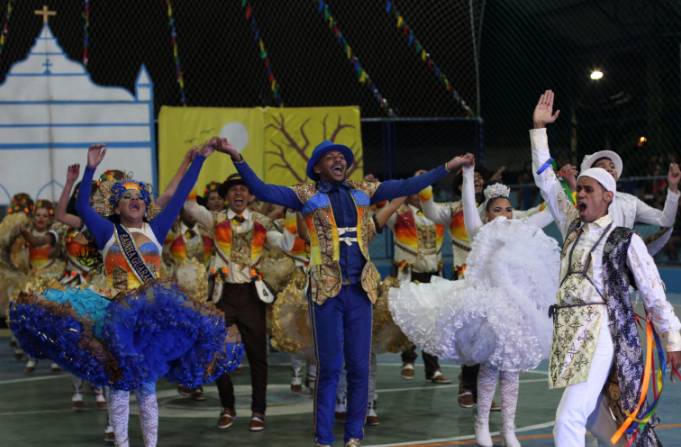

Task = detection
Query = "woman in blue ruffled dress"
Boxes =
[10,143,243,447]
[389,154,559,447]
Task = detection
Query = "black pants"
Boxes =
[458,364,480,396]
[401,346,441,379]
[215,282,268,414]
[400,271,441,379]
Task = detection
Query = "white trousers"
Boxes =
[554,316,626,447]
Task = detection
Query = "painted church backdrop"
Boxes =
[0,19,155,205]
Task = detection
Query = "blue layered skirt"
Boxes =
[9,281,243,391]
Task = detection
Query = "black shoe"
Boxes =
[103,431,115,444]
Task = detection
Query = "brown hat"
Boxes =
[219,174,249,196]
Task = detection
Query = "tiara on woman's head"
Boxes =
[483,183,510,202]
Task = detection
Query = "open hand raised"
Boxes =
[87,144,106,169]
[66,164,81,182]
[533,90,561,129]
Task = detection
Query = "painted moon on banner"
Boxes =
[220,122,249,152]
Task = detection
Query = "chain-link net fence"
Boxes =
[477,0,681,263]
[480,0,681,176]
[2,0,681,263]
[0,0,480,117]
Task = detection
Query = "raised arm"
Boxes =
[150,149,209,243]
[215,137,302,210]
[531,90,577,238]
[373,154,472,204]
[183,199,214,230]
[373,165,447,204]
[266,225,295,252]
[633,163,680,227]
[77,145,114,250]
[156,147,195,208]
[418,185,452,225]
[374,196,407,230]
[461,163,484,237]
[514,202,555,229]
[56,164,83,229]
[523,206,555,229]
[644,227,673,256]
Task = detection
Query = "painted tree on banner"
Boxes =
[264,107,363,185]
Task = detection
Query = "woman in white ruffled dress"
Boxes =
[389,154,559,447]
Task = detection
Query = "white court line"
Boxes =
[0,364,548,387]
[377,378,547,394]
[0,408,74,417]
[372,362,549,376]
[0,374,68,386]
[364,421,556,447]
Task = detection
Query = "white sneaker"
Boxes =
[25,359,36,374]
[366,401,379,426]
[50,363,61,373]
[400,363,415,380]
[95,391,107,410]
[291,375,303,392]
[104,426,115,444]
[72,393,84,411]
[335,396,347,419]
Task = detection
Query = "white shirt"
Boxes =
[176,221,205,258]
[273,213,307,268]
[184,201,291,283]
[461,165,553,238]
[530,128,680,229]
[386,204,441,273]
[420,172,554,270]
[531,128,681,351]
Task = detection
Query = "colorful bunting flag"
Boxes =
[241,0,283,106]
[385,0,474,116]
[316,0,394,116]
[165,0,187,105]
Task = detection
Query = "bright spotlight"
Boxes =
[589,69,604,81]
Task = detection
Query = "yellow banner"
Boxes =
[263,106,363,185]
[158,106,363,194]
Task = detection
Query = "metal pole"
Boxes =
[469,0,482,115]
[475,118,485,166]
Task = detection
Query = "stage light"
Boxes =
[637,136,648,147]
[589,69,604,81]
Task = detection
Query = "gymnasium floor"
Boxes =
[1,295,680,447]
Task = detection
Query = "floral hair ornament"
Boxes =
[203,181,222,198]
[98,169,127,183]
[92,175,159,218]
[109,180,152,209]
[34,199,55,217]
[8,193,34,215]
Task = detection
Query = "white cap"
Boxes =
[580,150,623,179]
[578,167,617,193]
